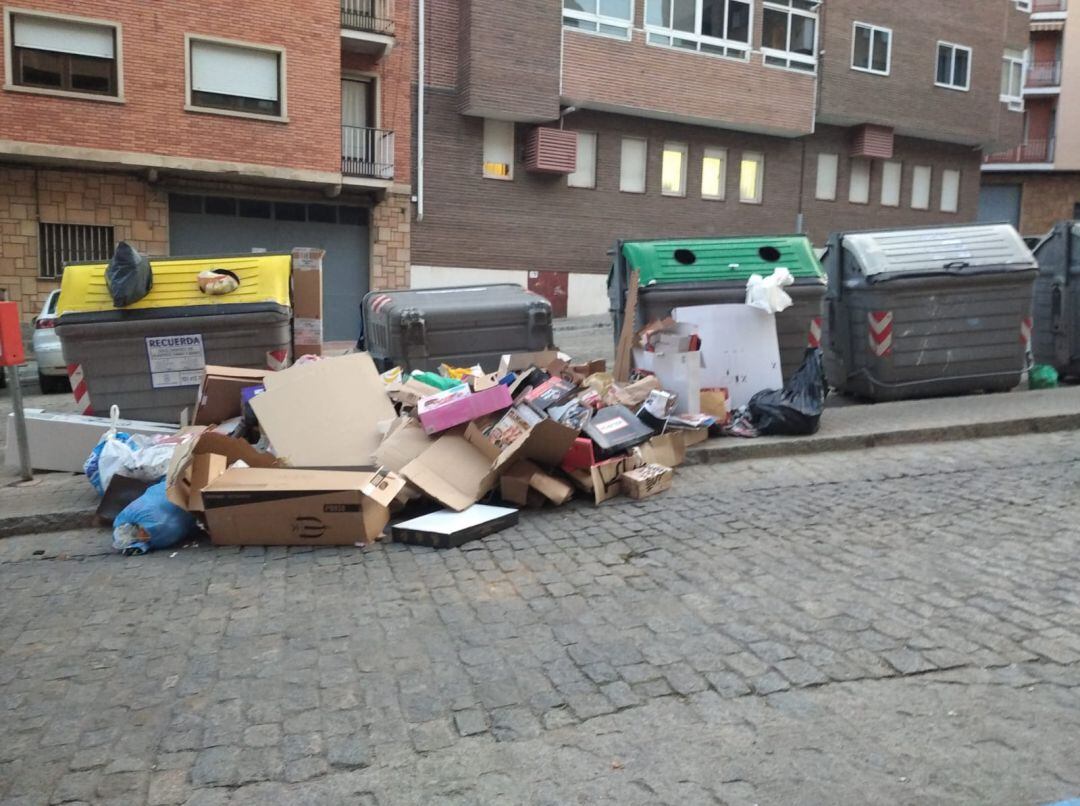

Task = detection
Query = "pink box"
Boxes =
[417,384,513,435]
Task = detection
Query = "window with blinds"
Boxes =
[38,223,115,279]
[189,38,283,117]
[10,12,118,96]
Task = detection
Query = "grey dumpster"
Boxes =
[823,223,1037,401]
[361,285,554,372]
[1031,220,1080,378]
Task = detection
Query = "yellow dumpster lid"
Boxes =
[56,252,292,316]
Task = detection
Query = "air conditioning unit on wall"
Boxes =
[525,127,578,175]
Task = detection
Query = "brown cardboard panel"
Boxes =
[252,353,395,468]
[492,418,579,472]
[637,432,687,468]
[401,433,498,512]
[588,453,644,505]
[186,453,228,512]
[165,430,278,510]
[194,366,269,426]
[202,467,404,546]
[373,418,434,473]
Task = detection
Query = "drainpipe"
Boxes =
[416,0,425,221]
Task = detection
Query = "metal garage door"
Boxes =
[168,194,369,342]
[978,184,1022,230]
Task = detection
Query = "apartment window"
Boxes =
[762,0,819,73]
[620,137,647,193]
[936,42,971,91]
[739,151,764,203]
[1000,49,1025,111]
[563,0,633,39]
[852,22,890,75]
[848,158,870,204]
[1015,0,1032,11]
[911,165,932,210]
[940,169,961,213]
[815,153,838,201]
[7,12,119,97]
[188,38,283,117]
[38,223,114,280]
[568,132,597,189]
[482,119,514,179]
[701,147,727,199]
[662,142,688,196]
[881,160,902,207]
[645,0,752,60]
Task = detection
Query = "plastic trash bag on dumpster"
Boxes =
[745,267,794,314]
[745,348,827,436]
[112,480,197,555]
[105,241,153,308]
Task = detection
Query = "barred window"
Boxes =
[38,223,115,279]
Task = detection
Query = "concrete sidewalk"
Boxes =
[3,384,1079,538]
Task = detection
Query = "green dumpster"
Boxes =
[609,235,827,380]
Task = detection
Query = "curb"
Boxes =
[684,411,1080,465]
[0,509,98,539]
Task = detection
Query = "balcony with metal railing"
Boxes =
[1026,59,1063,89]
[984,139,1056,165]
[342,126,394,182]
[341,0,395,55]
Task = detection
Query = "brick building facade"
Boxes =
[414,0,1028,307]
[981,0,1080,235]
[0,0,413,337]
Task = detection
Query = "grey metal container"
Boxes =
[361,285,554,372]
[823,223,1037,402]
[56,306,292,423]
[1031,220,1080,378]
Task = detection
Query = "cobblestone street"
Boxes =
[2,432,1080,805]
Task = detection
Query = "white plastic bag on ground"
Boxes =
[745,267,795,314]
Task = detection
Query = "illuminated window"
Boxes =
[662,142,688,197]
[483,119,514,179]
[701,147,727,199]
[739,151,764,203]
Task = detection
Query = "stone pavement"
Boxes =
[2,432,1080,805]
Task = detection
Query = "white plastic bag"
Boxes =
[745,267,795,314]
[100,434,180,492]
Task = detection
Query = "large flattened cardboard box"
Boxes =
[201,467,405,546]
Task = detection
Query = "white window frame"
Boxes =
[620,137,648,194]
[1000,49,1026,112]
[482,118,515,181]
[2,7,124,103]
[911,165,932,210]
[940,169,961,214]
[185,34,287,122]
[935,41,972,92]
[567,131,597,189]
[1015,0,1032,12]
[661,141,688,197]
[815,153,838,201]
[851,21,891,76]
[645,0,753,62]
[761,0,820,74]
[562,0,633,41]
[880,160,902,207]
[739,151,764,204]
[701,147,728,200]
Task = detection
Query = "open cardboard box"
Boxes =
[567,452,644,505]
[402,416,579,512]
[201,467,405,546]
[165,429,279,511]
[194,366,270,426]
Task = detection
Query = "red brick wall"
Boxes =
[817,0,1027,150]
[561,28,815,137]
[1031,32,1061,64]
[0,0,342,173]
[412,98,981,274]
[1026,99,1056,143]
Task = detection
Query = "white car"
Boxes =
[32,289,68,394]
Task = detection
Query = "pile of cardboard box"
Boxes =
[161,342,719,548]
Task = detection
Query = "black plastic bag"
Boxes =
[747,348,827,436]
[105,242,153,308]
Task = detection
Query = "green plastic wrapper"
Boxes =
[409,371,464,391]
[1029,364,1059,390]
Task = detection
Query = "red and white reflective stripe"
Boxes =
[369,294,393,314]
[266,349,290,371]
[868,311,894,358]
[67,363,92,415]
[807,316,822,349]
[1020,316,1033,346]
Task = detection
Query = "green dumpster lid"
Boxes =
[621,235,825,286]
